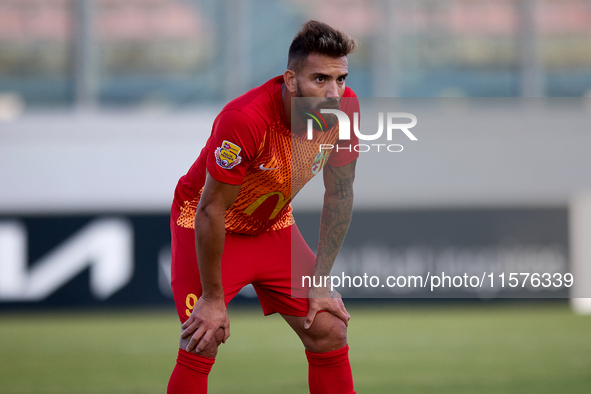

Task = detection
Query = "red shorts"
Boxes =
[170,208,316,323]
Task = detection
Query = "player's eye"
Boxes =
[316,76,325,83]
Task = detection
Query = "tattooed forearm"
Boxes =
[325,164,355,200]
[331,174,354,200]
[314,160,356,277]
[316,200,353,275]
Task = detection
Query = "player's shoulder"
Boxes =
[341,86,359,114]
[343,86,357,98]
[217,76,282,128]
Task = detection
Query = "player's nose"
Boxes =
[325,81,339,98]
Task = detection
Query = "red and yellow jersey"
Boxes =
[173,76,359,235]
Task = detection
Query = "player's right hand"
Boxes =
[305,286,350,329]
[181,296,230,353]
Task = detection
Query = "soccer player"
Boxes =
[167,20,359,393]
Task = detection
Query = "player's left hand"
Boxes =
[305,286,350,329]
[180,295,230,354]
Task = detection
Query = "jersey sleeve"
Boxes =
[327,89,360,167]
[206,109,261,185]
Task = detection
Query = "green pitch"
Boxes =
[0,302,590,393]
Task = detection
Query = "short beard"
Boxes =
[295,80,339,129]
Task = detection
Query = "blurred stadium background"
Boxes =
[1,0,591,393]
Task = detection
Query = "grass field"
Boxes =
[0,302,590,393]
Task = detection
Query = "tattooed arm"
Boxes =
[304,159,356,329]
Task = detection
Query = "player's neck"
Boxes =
[282,83,307,133]
[281,83,293,125]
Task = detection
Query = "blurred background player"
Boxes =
[167,21,360,394]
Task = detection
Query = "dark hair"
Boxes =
[287,20,357,72]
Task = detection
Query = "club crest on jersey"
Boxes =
[215,140,242,169]
[311,150,330,175]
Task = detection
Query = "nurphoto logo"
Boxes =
[306,109,418,153]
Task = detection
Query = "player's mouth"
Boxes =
[315,97,340,110]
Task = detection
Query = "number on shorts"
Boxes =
[185,293,198,317]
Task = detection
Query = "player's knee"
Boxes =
[199,328,226,358]
[179,328,225,359]
[303,315,347,353]
[213,327,226,345]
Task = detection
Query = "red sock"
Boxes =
[306,344,356,394]
[167,349,215,394]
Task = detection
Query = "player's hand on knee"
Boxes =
[305,287,350,329]
[180,296,230,353]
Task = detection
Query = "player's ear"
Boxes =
[283,69,297,94]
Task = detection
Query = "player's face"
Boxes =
[295,53,348,128]
[295,53,348,105]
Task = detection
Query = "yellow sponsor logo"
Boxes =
[244,191,294,220]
